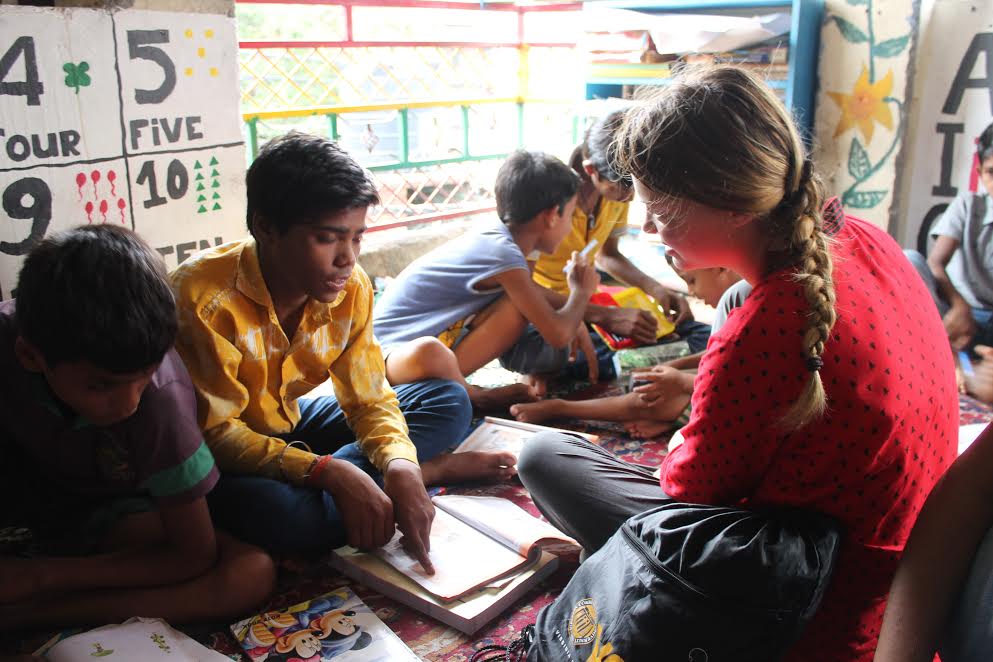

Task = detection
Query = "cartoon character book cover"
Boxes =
[230,586,418,661]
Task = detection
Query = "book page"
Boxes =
[959,422,989,455]
[43,618,229,662]
[454,420,534,457]
[432,495,578,558]
[329,548,559,635]
[455,417,597,457]
[229,586,418,662]
[371,508,531,601]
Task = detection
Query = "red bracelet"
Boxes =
[305,454,334,486]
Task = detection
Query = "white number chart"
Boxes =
[0,6,247,299]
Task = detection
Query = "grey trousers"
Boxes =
[518,432,672,553]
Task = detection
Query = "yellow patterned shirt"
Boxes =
[532,198,630,294]
[170,238,416,487]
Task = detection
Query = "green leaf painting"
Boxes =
[848,137,872,180]
[63,61,91,94]
[843,190,888,208]
[832,16,868,43]
[874,35,910,58]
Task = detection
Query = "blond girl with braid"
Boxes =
[516,66,957,662]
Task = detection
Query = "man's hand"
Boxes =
[601,307,657,345]
[965,345,993,404]
[646,283,693,326]
[321,458,395,551]
[631,366,694,404]
[383,459,436,575]
[571,322,599,383]
[944,304,977,350]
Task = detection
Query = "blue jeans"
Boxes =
[206,379,471,554]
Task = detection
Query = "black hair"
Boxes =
[568,110,632,188]
[495,150,579,226]
[246,131,379,235]
[16,225,176,373]
[978,121,993,163]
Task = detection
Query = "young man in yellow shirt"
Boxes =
[172,133,503,566]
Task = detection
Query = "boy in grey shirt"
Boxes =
[374,150,599,410]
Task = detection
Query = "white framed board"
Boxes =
[0,6,248,299]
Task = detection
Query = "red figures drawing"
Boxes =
[75,172,86,201]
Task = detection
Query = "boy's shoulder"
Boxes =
[402,220,524,276]
[170,238,254,310]
[464,220,526,258]
[146,348,197,401]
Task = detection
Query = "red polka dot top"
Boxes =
[659,214,958,662]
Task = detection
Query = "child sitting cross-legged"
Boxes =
[171,132,507,562]
[373,150,601,411]
[0,225,275,631]
[509,263,745,437]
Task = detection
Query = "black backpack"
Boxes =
[473,503,842,662]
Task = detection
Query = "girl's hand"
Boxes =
[631,366,694,404]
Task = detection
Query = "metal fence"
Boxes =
[236,0,584,232]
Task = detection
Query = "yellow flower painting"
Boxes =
[828,66,894,144]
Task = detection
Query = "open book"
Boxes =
[330,495,578,634]
[230,585,418,661]
[455,416,598,460]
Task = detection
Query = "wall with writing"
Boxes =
[0,5,246,300]
[895,0,993,252]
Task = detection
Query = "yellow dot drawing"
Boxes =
[209,67,218,77]
[197,47,206,58]
[185,67,193,77]
[205,29,214,39]
[184,29,193,38]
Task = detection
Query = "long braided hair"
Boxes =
[614,65,836,430]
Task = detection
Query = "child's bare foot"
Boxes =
[509,399,564,424]
[624,419,673,439]
[466,383,538,412]
[421,450,518,485]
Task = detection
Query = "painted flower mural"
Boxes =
[826,0,911,209]
[828,66,893,143]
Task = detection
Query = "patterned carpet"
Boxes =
[7,386,992,660]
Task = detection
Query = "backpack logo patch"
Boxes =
[569,598,597,645]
